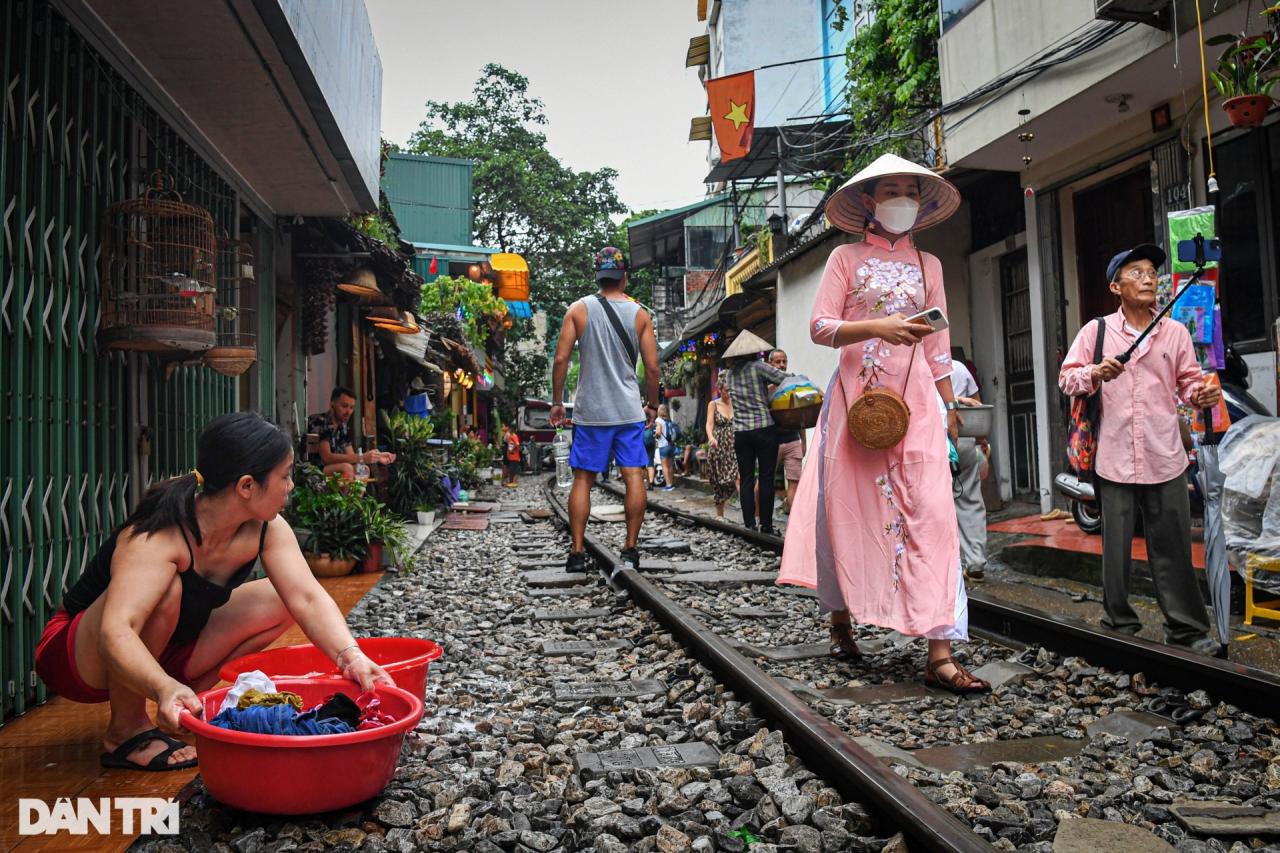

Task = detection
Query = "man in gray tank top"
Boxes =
[551,247,659,573]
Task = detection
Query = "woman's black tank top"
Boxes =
[62,522,268,646]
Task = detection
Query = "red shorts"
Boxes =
[34,609,196,704]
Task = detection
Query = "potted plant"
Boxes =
[415,502,436,527]
[360,499,412,572]
[1208,28,1279,127]
[285,472,370,577]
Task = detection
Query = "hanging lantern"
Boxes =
[369,310,420,334]
[336,266,384,299]
[491,253,531,309]
[467,263,483,282]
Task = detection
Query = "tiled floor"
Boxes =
[0,571,383,852]
[992,513,1206,570]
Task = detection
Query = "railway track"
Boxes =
[544,479,1280,852]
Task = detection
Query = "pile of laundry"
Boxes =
[211,671,394,736]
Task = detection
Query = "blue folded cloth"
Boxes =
[210,703,354,736]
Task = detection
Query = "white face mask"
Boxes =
[872,197,920,234]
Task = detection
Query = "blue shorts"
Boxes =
[570,422,648,472]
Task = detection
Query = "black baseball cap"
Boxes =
[594,246,629,282]
[1106,243,1166,283]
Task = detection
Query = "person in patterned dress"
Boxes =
[704,375,737,517]
[776,153,989,694]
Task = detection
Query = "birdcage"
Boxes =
[203,237,258,376]
[98,171,217,352]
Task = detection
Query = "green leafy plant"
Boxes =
[419,275,507,349]
[838,0,942,173]
[449,434,496,489]
[1207,32,1279,99]
[382,411,452,519]
[360,498,413,568]
[754,225,772,260]
[285,470,375,562]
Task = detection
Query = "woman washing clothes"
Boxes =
[34,412,393,771]
[777,153,990,694]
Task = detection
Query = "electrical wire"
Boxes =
[1194,0,1218,190]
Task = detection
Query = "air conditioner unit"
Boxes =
[1094,0,1170,28]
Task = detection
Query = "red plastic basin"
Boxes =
[218,637,442,699]
[181,677,424,814]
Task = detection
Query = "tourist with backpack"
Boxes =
[1058,243,1221,656]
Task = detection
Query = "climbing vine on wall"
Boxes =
[836,0,942,174]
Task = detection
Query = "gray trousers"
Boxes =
[1097,473,1210,644]
[952,438,988,571]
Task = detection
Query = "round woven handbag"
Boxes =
[847,387,912,449]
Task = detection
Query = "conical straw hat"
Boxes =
[722,330,774,359]
[824,153,961,235]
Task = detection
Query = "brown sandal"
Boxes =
[829,625,862,660]
[924,656,991,695]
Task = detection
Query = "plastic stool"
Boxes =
[1243,553,1280,626]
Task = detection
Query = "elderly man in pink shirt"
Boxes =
[1059,244,1221,656]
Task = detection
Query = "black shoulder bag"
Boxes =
[594,294,638,367]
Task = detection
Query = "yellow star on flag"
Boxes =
[724,100,750,130]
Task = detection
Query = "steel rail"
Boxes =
[602,481,1280,720]
[542,481,993,853]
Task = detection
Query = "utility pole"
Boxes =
[775,134,788,227]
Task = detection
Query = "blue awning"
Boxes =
[504,300,533,319]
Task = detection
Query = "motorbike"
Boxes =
[1053,344,1271,534]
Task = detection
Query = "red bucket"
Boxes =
[180,678,423,814]
[218,638,442,699]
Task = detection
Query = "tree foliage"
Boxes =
[406,65,627,336]
[837,0,942,174]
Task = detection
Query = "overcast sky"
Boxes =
[365,0,711,215]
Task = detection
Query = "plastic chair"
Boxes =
[1243,553,1280,625]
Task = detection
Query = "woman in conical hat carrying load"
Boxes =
[776,153,990,694]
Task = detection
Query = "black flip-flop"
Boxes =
[100,728,197,772]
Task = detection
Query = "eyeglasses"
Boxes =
[1122,269,1159,282]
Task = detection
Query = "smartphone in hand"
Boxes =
[906,307,948,335]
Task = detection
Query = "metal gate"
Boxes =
[1000,248,1038,497]
[0,0,238,723]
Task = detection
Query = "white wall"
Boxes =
[774,235,852,401]
[278,0,383,204]
[718,0,825,128]
[939,0,1165,166]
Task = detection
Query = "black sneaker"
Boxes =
[565,551,592,573]
[760,525,782,537]
[619,547,640,571]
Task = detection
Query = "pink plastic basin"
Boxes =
[218,637,442,699]
[181,677,423,814]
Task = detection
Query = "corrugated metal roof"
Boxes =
[408,242,498,256]
[627,193,729,229]
[382,153,473,246]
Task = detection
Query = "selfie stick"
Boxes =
[1115,234,1207,366]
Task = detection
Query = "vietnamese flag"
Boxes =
[706,71,755,162]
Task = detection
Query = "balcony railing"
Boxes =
[725,238,774,295]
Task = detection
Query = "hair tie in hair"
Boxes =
[192,468,205,490]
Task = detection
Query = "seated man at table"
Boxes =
[307,386,393,478]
